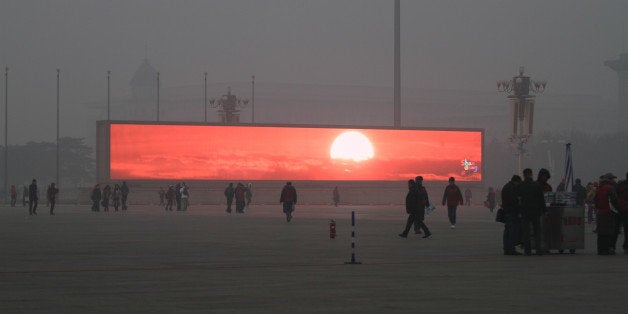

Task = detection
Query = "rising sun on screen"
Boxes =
[330,131,375,162]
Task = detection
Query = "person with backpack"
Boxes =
[280,181,297,222]
[442,177,464,229]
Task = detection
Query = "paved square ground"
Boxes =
[1,203,626,313]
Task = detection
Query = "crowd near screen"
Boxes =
[108,123,482,181]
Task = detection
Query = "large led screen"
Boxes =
[109,124,482,181]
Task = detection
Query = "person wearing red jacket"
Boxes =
[442,177,464,229]
[594,173,620,255]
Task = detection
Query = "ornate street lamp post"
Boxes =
[209,87,248,124]
[497,66,547,174]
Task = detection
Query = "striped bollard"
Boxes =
[345,211,362,264]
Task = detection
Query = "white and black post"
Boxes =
[345,211,362,264]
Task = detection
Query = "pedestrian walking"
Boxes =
[486,187,496,213]
[464,187,472,206]
[246,183,253,209]
[10,185,17,207]
[224,183,234,213]
[22,185,28,207]
[280,181,297,222]
[91,184,101,212]
[333,186,340,207]
[47,183,59,215]
[442,177,464,229]
[399,179,431,238]
[28,179,39,215]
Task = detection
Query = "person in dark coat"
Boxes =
[486,187,496,213]
[165,185,175,211]
[224,183,235,213]
[175,183,182,210]
[536,168,552,192]
[10,185,17,207]
[501,175,522,255]
[615,172,628,254]
[234,182,247,213]
[47,183,59,215]
[102,185,111,212]
[399,179,432,238]
[572,178,587,206]
[158,187,165,206]
[595,173,620,255]
[519,168,547,256]
[120,181,130,210]
[91,184,101,212]
[442,177,464,229]
[280,181,297,222]
[28,179,39,215]
[22,185,28,207]
[112,184,121,211]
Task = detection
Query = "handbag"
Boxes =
[495,207,506,223]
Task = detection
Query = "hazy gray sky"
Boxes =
[1,0,627,143]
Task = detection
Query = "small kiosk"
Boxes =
[542,192,585,253]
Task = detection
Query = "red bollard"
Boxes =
[329,219,336,239]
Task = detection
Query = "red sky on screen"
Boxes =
[109,124,482,181]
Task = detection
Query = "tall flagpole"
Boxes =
[4,66,8,203]
[394,0,401,128]
[107,70,110,120]
[56,69,60,188]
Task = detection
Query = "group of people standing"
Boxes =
[224,182,253,214]
[10,179,59,216]
[91,181,129,212]
[500,169,628,256]
[161,182,190,211]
